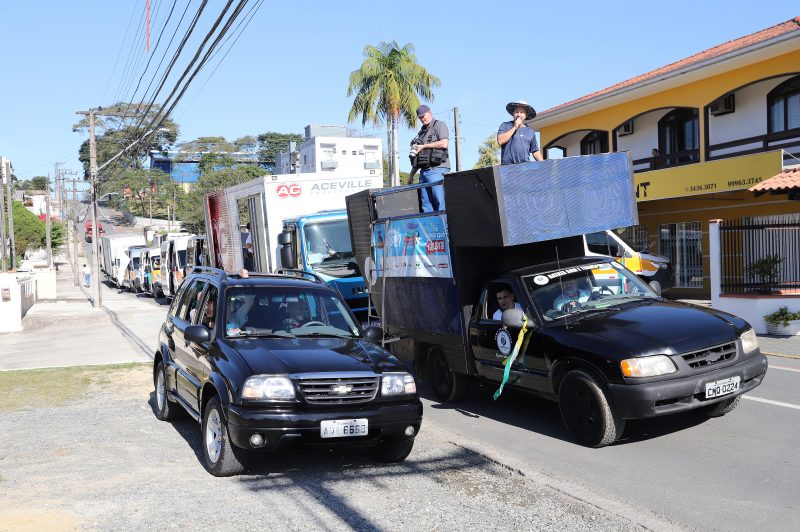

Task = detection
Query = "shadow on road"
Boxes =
[420,379,710,446]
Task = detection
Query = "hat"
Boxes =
[416,104,431,117]
[506,100,537,120]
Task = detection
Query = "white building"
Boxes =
[276,125,383,178]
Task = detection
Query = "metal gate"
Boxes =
[660,222,703,288]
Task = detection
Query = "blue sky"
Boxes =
[1,1,797,189]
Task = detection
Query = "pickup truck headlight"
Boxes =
[242,375,295,400]
[621,355,677,378]
[381,373,416,396]
[740,329,759,355]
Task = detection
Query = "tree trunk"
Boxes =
[386,121,392,187]
[392,116,400,187]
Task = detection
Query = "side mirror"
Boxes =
[185,324,210,343]
[363,326,384,343]
[279,231,297,269]
[648,280,662,296]
[277,231,292,246]
[502,308,530,329]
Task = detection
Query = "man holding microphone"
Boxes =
[497,100,543,164]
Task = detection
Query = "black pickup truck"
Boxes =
[152,267,422,476]
[346,159,768,447]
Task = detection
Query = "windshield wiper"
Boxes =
[293,332,357,339]
[230,331,296,338]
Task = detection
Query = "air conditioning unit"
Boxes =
[710,94,735,116]
[617,120,634,136]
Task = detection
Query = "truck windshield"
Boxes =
[303,220,354,266]
[177,249,187,269]
[224,286,361,338]
[523,261,659,322]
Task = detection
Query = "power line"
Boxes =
[112,4,147,105]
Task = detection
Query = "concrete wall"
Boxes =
[0,273,35,332]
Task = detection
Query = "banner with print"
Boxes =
[382,215,452,278]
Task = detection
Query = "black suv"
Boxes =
[153,267,422,476]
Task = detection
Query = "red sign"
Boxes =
[426,240,446,254]
[276,183,302,198]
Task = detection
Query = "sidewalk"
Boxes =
[0,262,167,370]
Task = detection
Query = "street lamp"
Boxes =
[88,126,170,308]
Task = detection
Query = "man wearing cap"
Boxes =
[409,104,450,212]
[497,100,543,165]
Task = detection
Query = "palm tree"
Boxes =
[347,41,440,186]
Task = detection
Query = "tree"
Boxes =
[474,135,500,168]
[30,176,50,191]
[347,41,440,186]
[99,168,181,219]
[7,201,65,260]
[257,131,304,173]
[73,103,179,182]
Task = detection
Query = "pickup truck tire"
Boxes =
[559,370,624,448]
[154,361,178,421]
[202,397,245,477]
[428,350,467,403]
[373,437,415,463]
[702,395,740,417]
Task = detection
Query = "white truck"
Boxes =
[99,233,147,288]
[205,172,379,274]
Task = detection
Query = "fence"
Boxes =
[719,214,800,294]
[18,275,35,318]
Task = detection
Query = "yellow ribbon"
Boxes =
[493,315,528,400]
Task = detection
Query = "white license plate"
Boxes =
[705,376,741,399]
[320,419,369,438]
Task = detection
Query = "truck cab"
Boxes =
[278,211,369,316]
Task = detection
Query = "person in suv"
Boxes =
[152,267,422,476]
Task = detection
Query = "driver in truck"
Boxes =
[492,285,522,320]
[552,277,591,313]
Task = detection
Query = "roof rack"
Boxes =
[192,266,227,281]
[275,268,327,285]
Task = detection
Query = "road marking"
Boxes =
[743,395,800,410]
[769,364,800,373]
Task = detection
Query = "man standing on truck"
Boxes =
[497,100,543,165]
[408,105,450,212]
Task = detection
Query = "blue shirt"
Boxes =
[498,121,539,165]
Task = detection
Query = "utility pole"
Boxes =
[88,110,102,307]
[6,159,16,270]
[0,158,6,272]
[453,107,462,172]
[69,179,80,287]
[46,174,52,268]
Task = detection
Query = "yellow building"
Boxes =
[531,17,800,298]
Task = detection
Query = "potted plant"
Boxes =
[764,306,800,336]
[746,255,783,294]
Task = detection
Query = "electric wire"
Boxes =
[112,4,147,106]
[100,0,140,104]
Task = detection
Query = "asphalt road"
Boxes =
[419,354,800,532]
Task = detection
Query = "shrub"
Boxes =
[764,306,800,328]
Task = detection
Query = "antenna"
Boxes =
[555,246,570,330]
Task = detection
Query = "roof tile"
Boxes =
[750,167,800,192]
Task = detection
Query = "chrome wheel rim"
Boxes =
[156,369,165,411]
[205,408,222,464]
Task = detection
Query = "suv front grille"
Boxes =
[681,342,737,370]
[296,375,379,404]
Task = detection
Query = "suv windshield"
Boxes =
[523,261,658,322]
[303,220,354,267]
[224,286,361,338]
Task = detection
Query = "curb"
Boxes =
[763,351,800,360]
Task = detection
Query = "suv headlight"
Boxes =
[381,373,416,396]
[740,329,759,355]
[621,355,677,378]
[242,375,295,401]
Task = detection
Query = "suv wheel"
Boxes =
[154,361,177,421]
[428,350,467,403]
[703,395,740,418]
[202,397,244,476]
[559,370,624,448]
[373,437,415,463]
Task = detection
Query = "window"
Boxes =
[658,109,699,166]
[768,76,800,133]
[483,281,519,321]
[546,146,566,159]
[580,131,608,155]
[585,232,620,256]
[199,285,218,330]
[177,280,206,321]
[352,151,357,156]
